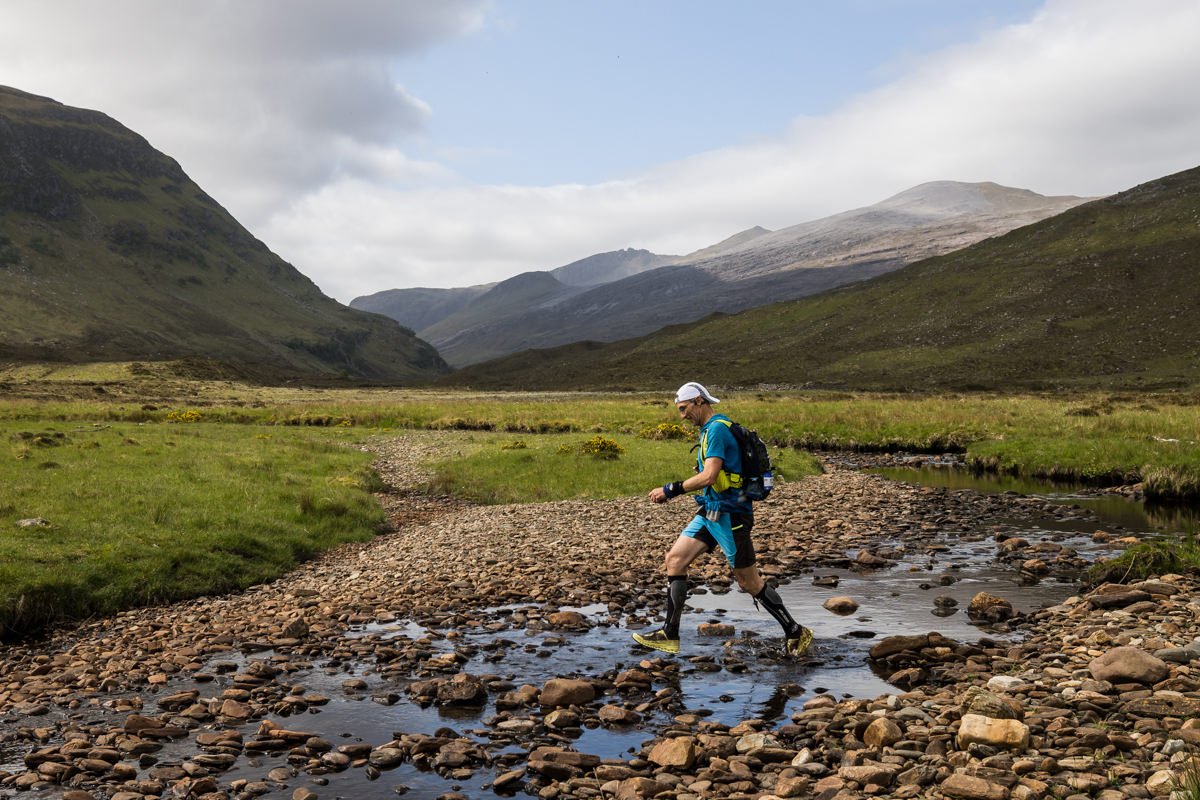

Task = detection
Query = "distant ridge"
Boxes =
[350,247,675,334]
[0,86,448,382]
[440,165,1200,391]
[382,180,1090,366]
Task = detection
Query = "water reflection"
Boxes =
[871,466,1200,535]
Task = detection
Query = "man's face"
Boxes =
[676,398,701,425]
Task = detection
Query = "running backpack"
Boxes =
[719,420,775,502]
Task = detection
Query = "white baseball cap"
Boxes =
[674,381,720,404]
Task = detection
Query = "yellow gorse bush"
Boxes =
[579,435,625,459]
[638,422,696,441]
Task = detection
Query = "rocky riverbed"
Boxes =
[1,432,1197,800]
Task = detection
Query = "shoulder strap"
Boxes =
[699,418,732,460]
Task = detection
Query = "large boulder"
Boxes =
[863,717,903,748]
[437,673,487,706]
[1089,646,1170,685]
[539,678,596,707]
[967,592,1014,623]
[962,687,1024,720]
[956,713,1030,752]
[648,737,696,768]
[823,596,860,615]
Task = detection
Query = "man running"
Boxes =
[633,381,814,657]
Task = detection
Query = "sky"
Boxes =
[2,0,1199,303]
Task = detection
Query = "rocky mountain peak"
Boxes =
[876,180,1085,217]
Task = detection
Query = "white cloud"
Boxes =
[0,0,488,224]
[2,0,1199,303]
[264,0,1200,301]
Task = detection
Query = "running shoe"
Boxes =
[631,629,680,654]
[784,626,814,657]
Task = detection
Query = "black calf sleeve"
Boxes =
[664,575,688,639]
[754,584,801,636]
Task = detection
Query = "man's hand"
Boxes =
[651,481,685,503]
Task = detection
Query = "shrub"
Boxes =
[639,422,696,441]
[579,435,625,460]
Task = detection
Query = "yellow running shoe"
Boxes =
[785,626,814,657]
[631,629,680,654]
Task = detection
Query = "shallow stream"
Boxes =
[7,464,1195,799]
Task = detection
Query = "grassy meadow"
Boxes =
[1,362,1199,637]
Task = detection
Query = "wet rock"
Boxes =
[735,731,782,755]
[967,592,1014,623]
[539,678,595,707]
[1020,558,1049,576]
[812,575,839,588]
[544,708,580,729]
[823,596,859,615]
[598,704,642,725]
[854,550,892,568]
[492,768,525,789]
[698,622,735,636]
[218,699,251,720]
[527,746,600,780]
[648,737,695,768]
[1089,646,1170,684]
[368,747,405,769]
[437,673,487,706]
[495,684,539,708]
[547,610,589,629]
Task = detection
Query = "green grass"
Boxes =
[0,420,384,638]
[3,379,1199,495]
[423,431,821,505]
[1088,536,1200,584]
[3,383,1200,635]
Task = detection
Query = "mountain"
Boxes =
[440,165,1200,391]
[548,248,678,287]
[349,284,494,334]
[349,247,675,334]
[370,181,1090,367]
[0,86,448,382]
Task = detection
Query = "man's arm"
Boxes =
[649,456,723,503]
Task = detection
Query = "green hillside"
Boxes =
[0,86,448,382]
[443,165,1200,391]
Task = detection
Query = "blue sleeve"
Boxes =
[704,424,742,474]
